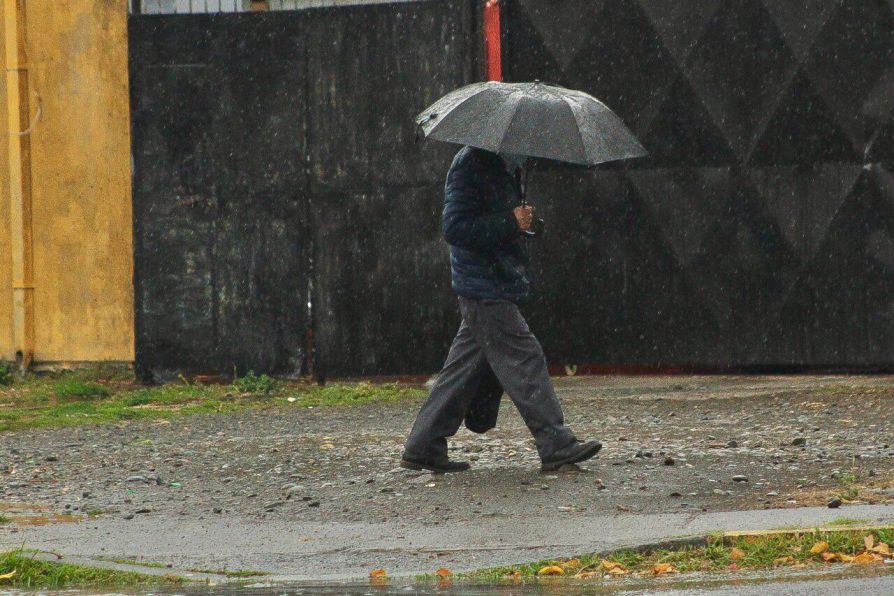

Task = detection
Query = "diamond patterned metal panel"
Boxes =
[506,0,894,368]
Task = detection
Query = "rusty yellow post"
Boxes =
[4,0,34,370]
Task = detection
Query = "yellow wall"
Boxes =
[0,16,10,361]
[2,1,134,364]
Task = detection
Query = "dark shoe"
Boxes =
[400,456,470,474]
[540,440,602,472]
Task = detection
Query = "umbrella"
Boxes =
[415,80,647,167]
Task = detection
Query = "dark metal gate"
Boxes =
[131,1,894,377]
[130,3,481,379]
[506,0,894,370]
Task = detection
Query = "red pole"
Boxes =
[484,0,502,81]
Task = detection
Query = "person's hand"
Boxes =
[514,206,534,232]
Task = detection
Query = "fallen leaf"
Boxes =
[601,560,623,571]
[435,568,452,578]
[730,547,746,560]
[853,552,882,565]
[561,558,581,568]
[727,563,740,571]
[320,443,335,449]
[872,542,891,555]
[865,535,875,550]
[773,556,793,566]
[821,552,839,562]
[369,568,386,578]
[810,541,829,555]
[652,563,677,575]
[504,570,521,579]
[839,553,855,563]
[601,560,630,576]
[0,570,16,580]
[576,571,599,578]
[605,567,630,576]
[537,565,565,576]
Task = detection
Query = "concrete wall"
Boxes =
[2,1,134,364]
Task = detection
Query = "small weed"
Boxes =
[0,514,10,524]
[837,472,858,486]
[0,362,12,385]
[232,371,277,394]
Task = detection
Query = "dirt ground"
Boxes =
[2,375,894,527]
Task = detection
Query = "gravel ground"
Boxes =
[2,375,894,528]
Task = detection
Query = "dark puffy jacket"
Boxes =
[443,147,530,303]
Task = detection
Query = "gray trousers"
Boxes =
[403,297,576,462]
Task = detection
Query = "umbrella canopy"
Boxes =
[415,81,646,166]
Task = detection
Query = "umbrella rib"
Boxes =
[559,96,591,165]
[493,93,528,155]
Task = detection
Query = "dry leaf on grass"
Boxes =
[839,553,855,563]
[0,570,16,580]
[853,552,883,565]
[575,570,600,578]
[435,568,452,578]
[773,556,794,566]
[821,552,839,562]
[730,547,746,560]
[601,561,630,575]
[865,535,875,550]
[369,568,386,578]
[561,558,581,568]
[504,570,521,579]
[871,542,891,555]
[537,565,565,576]
[810,541,829,555]
[652,563,677,575]
[727,563,740,571]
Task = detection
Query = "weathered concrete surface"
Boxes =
[2,375,894,580]
[6,504,894,581]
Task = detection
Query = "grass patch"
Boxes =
[186,567,269,578]
[0,370,423,432]
[0,549,182,589]
[826,518,873,527]
[292,381,424,408]
[53,379,111,399]
[0,514,9,524]
[96,557,171,570]
[465,528,894,580]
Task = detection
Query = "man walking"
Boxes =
[402,146,601,473]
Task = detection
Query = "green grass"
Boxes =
[0,370,424,432]
[464,528,894,579]
[293,381,424,407]
[826,518,873,527]
[0,514,9,525]
[96,557,171,570]
[0,549,182,589]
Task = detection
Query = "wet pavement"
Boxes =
[2,375,894,582]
